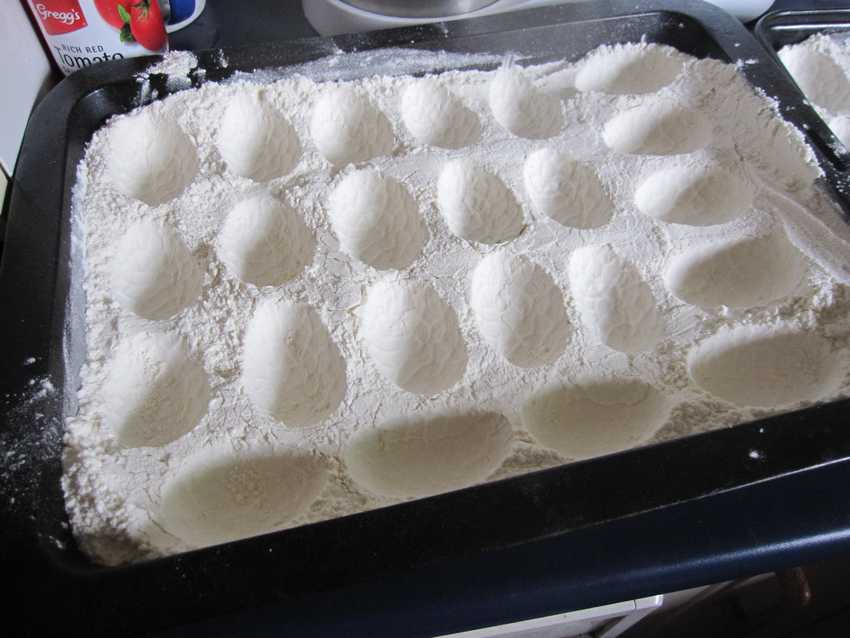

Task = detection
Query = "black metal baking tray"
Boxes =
[755,8,850,48]
[755,9,850,172]
[3,1,850,636]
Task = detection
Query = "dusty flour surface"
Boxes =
[779,33,850,151]
[63,43,850,565]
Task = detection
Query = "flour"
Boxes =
[105,111,198,206]
[309,86,395,165]
[488,67,564,138]
[143,50,198,78]
[568,244,663,354]
[602,98,712,155]
[100,331,210,447]
[688,324,843,408]
[140,50,200,94]
[110,219,202,320]
[401,77,481,149]
[438,158,525,243]
[158,447,328,549]
[361,279,469,396]
[522,379,672,460]
[344,412,513,499]
[779,33,850,150]
[470,252,570,367]
[524,147,612,229]
[664,227,808,310]
[328,169,427,270]
[242,298,347,427]
[779,35,850,116]
[634,162,754,226]
[63,42,850,565]
[574,44,683,95]
[217,192,314,287]
[217,91,301,182]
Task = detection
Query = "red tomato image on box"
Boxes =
[93,0,131,29]
[129,1,167,51]
[96,0,167,51]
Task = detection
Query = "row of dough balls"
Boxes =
[332,147,757,273]
[108,314,843,558]
[105,88,712,208]
[113,192,807,349]
[104,46,699,207]
[106,224,822,452]
[157,309,843,552]
[111,146,762,323]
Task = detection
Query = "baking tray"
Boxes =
[755,9,850,173]
[755,8,850,48]
[3,1,850,636]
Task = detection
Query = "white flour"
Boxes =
[779,33,850,151]
[63,43,850,565]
